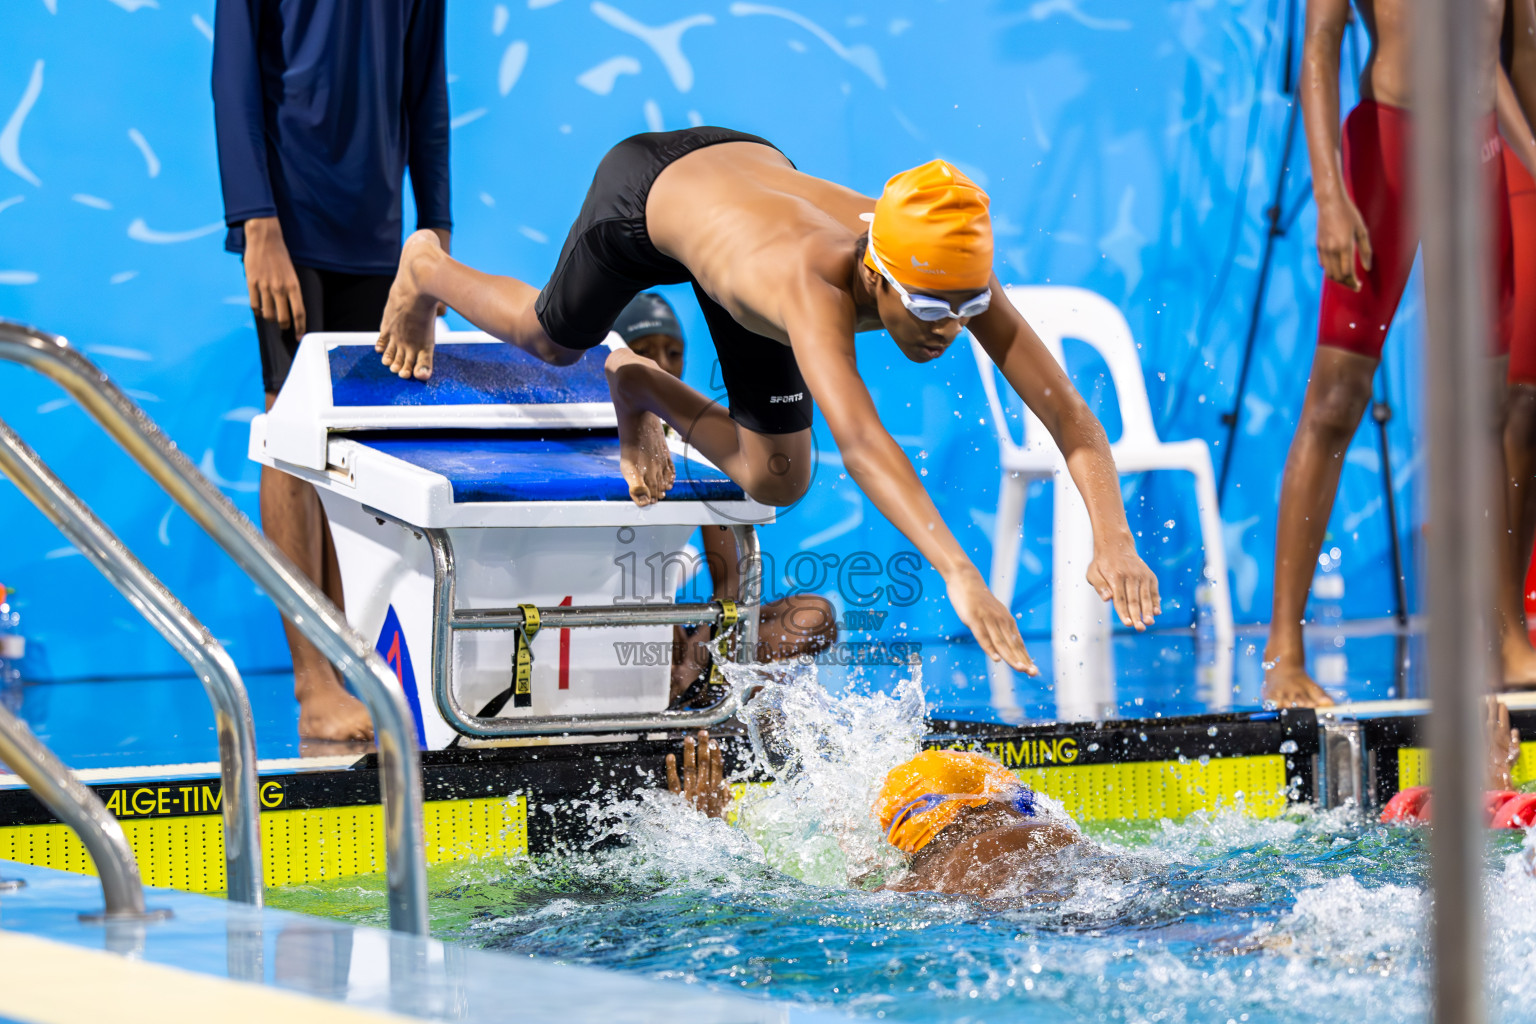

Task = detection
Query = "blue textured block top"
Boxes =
[212,0,452,274]
[348,431,748,503]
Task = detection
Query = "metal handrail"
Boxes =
[0,418,263,905]
[0,701,168,921]
[0,320,427,935]
[426,523,763,738]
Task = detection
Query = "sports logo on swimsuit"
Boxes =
[769,392,804,404]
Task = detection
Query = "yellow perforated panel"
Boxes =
[0,796,527,894]
[1398,742,1536,790]
[1010,754,1290,822]
[732,755,1290,825]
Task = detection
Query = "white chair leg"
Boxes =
[988,471,1028,604]
[1189,452,1235,711]
[1052,467,1115,721]
[988,471,1029,723]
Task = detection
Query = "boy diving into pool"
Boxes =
[376,127,1159,673]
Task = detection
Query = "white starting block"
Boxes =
[249,331,773,747]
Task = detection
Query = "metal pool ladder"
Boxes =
[0,319,430,936]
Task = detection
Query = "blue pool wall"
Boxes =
[0,0,1418,683]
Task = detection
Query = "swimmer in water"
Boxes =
[870,749,1080,898]
[669,734,1078,899]
[670,702,1522,898]
[377,129,1161,673]
[610,292,838,707]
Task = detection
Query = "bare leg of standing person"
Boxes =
[261,393,373,740]
[1263,349,1378,708]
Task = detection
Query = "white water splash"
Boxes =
[191,13,214,41]
[127,128,160,177]
[576,55,641,95]
[128,218,222,244]
[1021,0,1131,32]
[643,99,663,132]
[728,4,885,88]
[723,659,927,886]
[1,61,44,187]
[199,448,259,493]
[518,225,548,244]
[109,270,137,284]
[0,196,22,216]
[72,194,112,210]
[0,271,38,285]
[499,41,529,95]
[590,3,714,93]
[105,0,159,10]
[85,345,152,361]
[450,108,487,129]
[492,4,509,34]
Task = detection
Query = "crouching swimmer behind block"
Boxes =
[377,127,1160,671]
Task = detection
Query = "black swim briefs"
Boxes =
[534,127,813,435]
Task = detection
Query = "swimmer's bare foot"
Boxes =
[1504,634,1536,689]
[606,347,675,506]
[376,229,444,382]
[296,663,375,742]
[1262,659,1335,708]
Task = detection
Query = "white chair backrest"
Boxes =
[1001,285,1160,445]
[969,332,1031,458]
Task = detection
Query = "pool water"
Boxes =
[266,665,1536,1024]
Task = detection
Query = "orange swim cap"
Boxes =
[873,749,1023,854]
[864,160,993,293]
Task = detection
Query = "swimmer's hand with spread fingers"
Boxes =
[666,729,731,819]
[947,569,1038,675]
[376,229,448,381]
[1086,531,1161,630]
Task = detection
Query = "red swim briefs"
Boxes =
[1317,99,1513,360]
[1506,145,1536,384]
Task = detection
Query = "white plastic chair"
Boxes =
[970,285,1234,721]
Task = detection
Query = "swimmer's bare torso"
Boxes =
[877,803,1081,899]
[643,142,883,346]
[1330,0,1502,110]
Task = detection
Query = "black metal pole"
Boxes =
[1218,0,1302,495]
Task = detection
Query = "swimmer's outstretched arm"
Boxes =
[786,289,1038,674]
[968,279,1161,631]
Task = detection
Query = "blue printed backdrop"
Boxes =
[0,0,1419,683]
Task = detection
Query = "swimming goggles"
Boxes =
[865,230,991,322]
[884,787,1038,845]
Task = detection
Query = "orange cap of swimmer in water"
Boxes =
[873,749,1021,854]
[864,160,993,292]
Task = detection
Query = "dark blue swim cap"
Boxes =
[612,292,684,346]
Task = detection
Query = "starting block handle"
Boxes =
[422,522,764,739]
[451,601,739,632]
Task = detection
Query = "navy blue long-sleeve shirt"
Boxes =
[212,0,452,274]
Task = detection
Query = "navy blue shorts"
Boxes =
[534,127,813,435]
